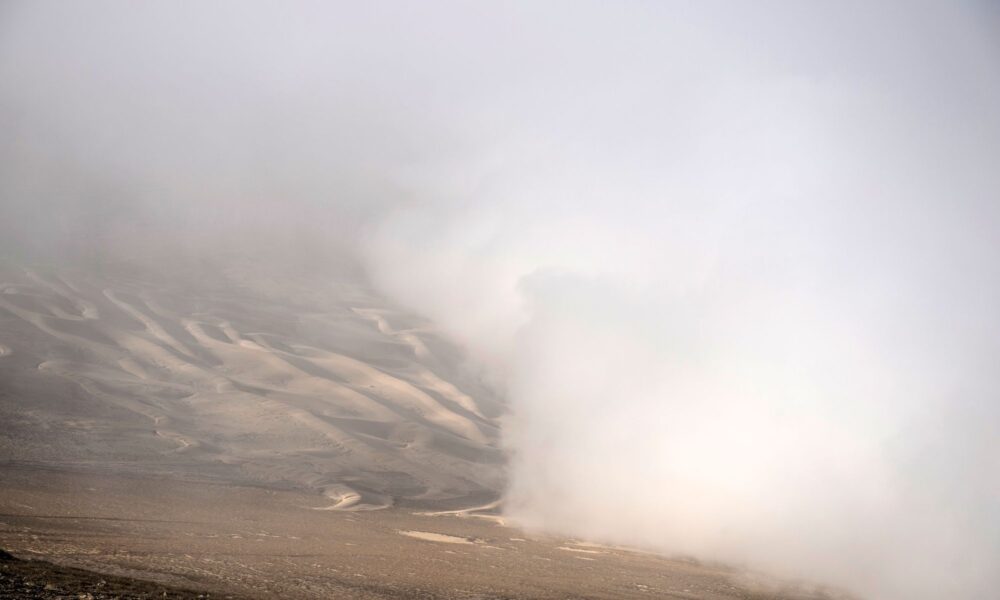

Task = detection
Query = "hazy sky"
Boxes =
[2,2,999,598]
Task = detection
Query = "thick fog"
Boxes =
[2,2,999,598]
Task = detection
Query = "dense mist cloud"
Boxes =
[2,2,999,598]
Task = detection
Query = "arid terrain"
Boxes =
[0,467,846,600]
[0,259,846,599]
[0,257,503,511]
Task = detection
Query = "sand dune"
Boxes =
[0,259,503,510]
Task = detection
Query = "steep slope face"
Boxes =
[0,259,504,509]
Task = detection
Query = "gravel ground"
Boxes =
[0,549,246,599]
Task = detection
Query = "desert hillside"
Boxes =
[0,258,503,511]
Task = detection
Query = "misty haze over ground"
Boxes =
[1,2,999,599]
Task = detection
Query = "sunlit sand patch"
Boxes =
[416,500,505,524]
[572,540,658,555]
[558,546,603,554]
[398,530,475,544]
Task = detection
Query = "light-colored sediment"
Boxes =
[399,530,475,544]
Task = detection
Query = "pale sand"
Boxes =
[558,546,604,554]
[398,530,475,544]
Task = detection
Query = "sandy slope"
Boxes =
[0,258,503,510]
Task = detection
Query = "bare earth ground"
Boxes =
[0,546,231,600]
[0,259,848,599]
[0,467,843,600]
